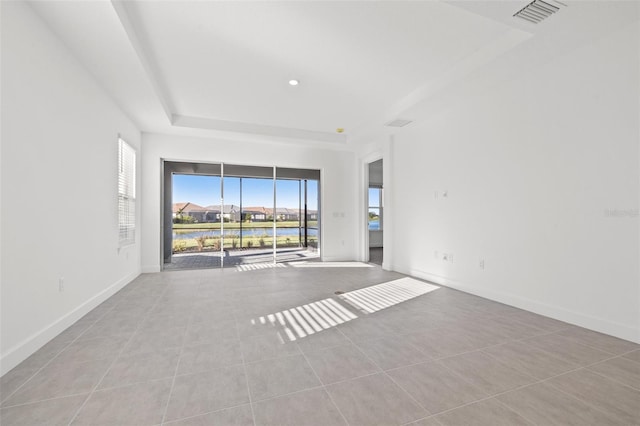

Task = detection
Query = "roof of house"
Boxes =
[174,202,317,215]
[172,202,206,213]
[204,204,240,213]
[242,206,272,215]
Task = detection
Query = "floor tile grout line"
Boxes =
[400,415,445,426]
[377,341,521,376]
[65,286,171,426]
[435,347,539,387]
[0,304,116,407]
[479,339,584,373]
[337,323,623,422]
[543,373,637,423]
[504,333,640,382]
[251,384,328,405]
[518,331,623,359]
[161,401,254,425]
[297,345,352,426]
[0,392,93,410]
[240,347,305,366]
[158,322,190,424]
[335,325,432,421]
[428,349,633,423]
[432,357,540,424]
[584,363,640,392]
[492,398,537,425]
[232,309,258,426]
[479,344,581,381]
[547,331,639,357]
[619,348,640,359]
[383,371,434,417]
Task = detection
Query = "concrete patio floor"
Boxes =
[164,247,319,270]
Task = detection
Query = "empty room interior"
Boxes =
[1,1,639,425]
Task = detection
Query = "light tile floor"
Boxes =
[1,265,638,425]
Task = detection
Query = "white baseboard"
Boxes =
[397,266,640,344]
[321,256,355,262]
[142,265,161,273]
[1,270,140,376]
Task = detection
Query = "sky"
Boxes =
[173,174,317,209]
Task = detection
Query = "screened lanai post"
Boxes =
[163,166,173,265]
[304,179,308,247]
[298,180,302,247]
[239,178,242,251]
[272,166,277,264]
[220,163,225,268]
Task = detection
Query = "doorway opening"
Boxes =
[368,159,383,265]
[162,161,320,270]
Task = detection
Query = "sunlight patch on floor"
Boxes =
[288,261,374,268]
[248,278,439,342]
[236,262,288,272]
[251,298,358,341]
[339,277,440,314]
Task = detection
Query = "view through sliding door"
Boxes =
[164,161,320,270]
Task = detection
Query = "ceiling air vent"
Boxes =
[385,119,413,128]
[514,0,561,24]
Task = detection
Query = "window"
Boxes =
[118,138,136,246]
[368,187,382,230]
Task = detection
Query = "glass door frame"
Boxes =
[162,160,321,270]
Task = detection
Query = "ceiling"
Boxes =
[26,0,639,148]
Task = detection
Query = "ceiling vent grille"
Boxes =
[385,119,413,128]
[514,0,560,24]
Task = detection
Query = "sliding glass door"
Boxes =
[164,161,320,270]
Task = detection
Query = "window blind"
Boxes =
[118,138,136,245]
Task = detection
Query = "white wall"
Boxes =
[1,2,142,374]
[387,21,640,342]
[141,134,358,271]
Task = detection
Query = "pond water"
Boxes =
[173,227,318,240]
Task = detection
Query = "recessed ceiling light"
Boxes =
[288,79,299,86]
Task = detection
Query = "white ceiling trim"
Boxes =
[173,114,346,144]
[111,0,346,144]
[111,0,174,125]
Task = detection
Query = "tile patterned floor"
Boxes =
[1,265,638,425]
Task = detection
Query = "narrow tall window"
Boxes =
[118,138,136,245]
[368,187,382,231]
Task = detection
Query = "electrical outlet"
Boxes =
[442,253,448,262]
[479,259,485,270]
[59,277,64,292]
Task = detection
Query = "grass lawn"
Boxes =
[173,235,318,252]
